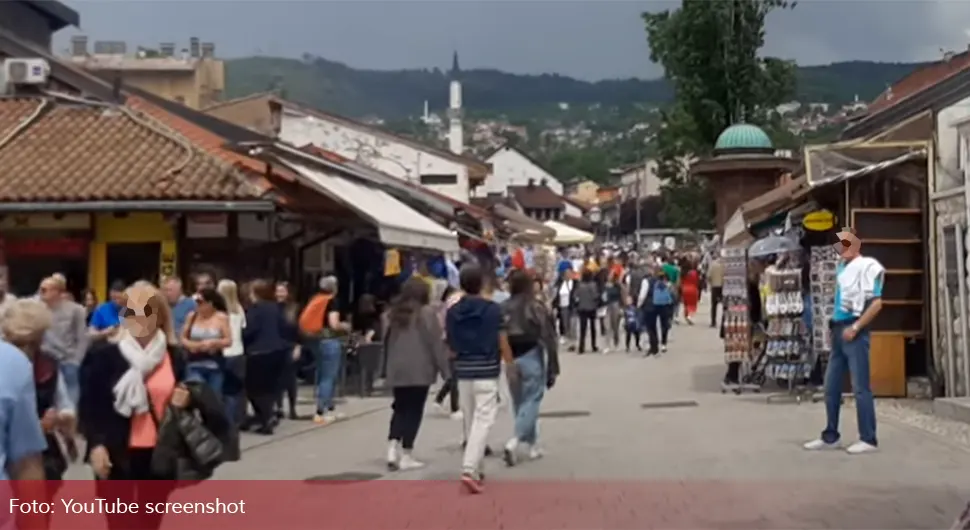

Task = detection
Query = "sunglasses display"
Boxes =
[761,265,813,382]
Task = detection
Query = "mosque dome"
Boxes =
[714,123,773,152]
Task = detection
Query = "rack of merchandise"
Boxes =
[720,247,761,394]
[762,264,814,402]
[809,245,838,363]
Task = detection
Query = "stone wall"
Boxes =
[934,194,968,396]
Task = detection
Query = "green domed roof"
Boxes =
[715,123,773,151]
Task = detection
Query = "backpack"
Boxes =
[299,293,333,335]
[503,297,541,344]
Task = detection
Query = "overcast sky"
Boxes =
[56,0,970,81]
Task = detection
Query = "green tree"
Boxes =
[643,0,797,229]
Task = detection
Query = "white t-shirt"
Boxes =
[558,280,573,308]
[224,311,246,357]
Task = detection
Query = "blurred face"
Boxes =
[83,291,97,309]
[109,288,126,306]
[162,280,182,304]
[39,279,60,304]
[835,230,861,261]
[195,274,214,293]
[194,294,215,315]
[121,286,161,339]
[275,284,289,303]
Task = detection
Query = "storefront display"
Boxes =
[721,247,749,363]
[762,266,808,380]
[809,245,838,361]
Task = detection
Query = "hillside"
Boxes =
[224,56,924,118]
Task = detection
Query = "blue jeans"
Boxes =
[314,339,343,414]
[59,362,80,407]
[822,323,877,446]
[186,362,225,395]
[510,348,545,445]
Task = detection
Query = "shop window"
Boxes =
[420,174,458,185]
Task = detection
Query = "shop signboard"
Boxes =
[802,210,836,232]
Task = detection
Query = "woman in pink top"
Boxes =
[78,283,188,530]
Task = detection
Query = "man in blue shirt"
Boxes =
[162,277,196,340]
[804,228,884,455]
[88,280,127,338]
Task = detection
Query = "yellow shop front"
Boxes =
[89,213,178,301]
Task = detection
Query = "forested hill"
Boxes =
[224,56,923,118]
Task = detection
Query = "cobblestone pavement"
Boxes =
[115,301,970,527]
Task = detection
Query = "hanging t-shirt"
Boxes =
[511,248,526,270]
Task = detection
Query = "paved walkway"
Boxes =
[207,300,970,528]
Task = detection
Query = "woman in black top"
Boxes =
[275,281,301,420]
[242,279,295,435]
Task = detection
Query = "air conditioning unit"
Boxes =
[4,58,50,86]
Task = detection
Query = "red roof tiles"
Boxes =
[867,52,970,115]
[0,96,260,202]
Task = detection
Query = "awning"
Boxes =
[804,144,928,189]
[545,220,595,244]
[285,162,458,253]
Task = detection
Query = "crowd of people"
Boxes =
[549,248,711,356]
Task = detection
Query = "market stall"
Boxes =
[545,220,595,245]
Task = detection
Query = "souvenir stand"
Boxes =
[720,245,762,394]
[761,258,814,403]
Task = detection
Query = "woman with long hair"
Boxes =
[242,280,295,435]
[81,288,98,326]
[78,283,186,529]
[181,288,232,395]
[217,279,247,445]
[680,258,700,325]
[275,281,301,420]
[383,277,450,471]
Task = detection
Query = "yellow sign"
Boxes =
[802,210,836,231]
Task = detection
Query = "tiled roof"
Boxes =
[127,97,353,214]
[127,96,290,190]
[0,96,261,202]
[508,185,564,210]
[867,52,970,116]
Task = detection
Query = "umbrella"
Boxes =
[747,235,799,258]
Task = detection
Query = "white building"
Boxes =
[479,145,564,197]
[611,160,662,200]
[203,93,489,203]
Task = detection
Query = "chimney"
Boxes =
[448,79,464,155]
[189,37,200,58]
[159,43,175,57]
[527,178,536,188]
[540,178,548,187]
[201,42,215,58]
[70,35,87,57]
[181,48,190,61]
[93,41,109,55]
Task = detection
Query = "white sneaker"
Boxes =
[399,452,425,470]
[503,438,519,467]
[449,410,463,420]
[528,446,544,460]
[660,345,667,353]
[845,441,878,454]
[803,438,840,450]
[434,402,449,417]
[386,440,400,470]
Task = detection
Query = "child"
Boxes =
[624,303,641,352]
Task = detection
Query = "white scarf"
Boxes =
[113,329,168,418]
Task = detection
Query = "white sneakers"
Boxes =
[803,438,878,454]
[449,410,464,421]
[386,441,426,471]
[503,438,545,467]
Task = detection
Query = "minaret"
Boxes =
[448,51,463,155]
